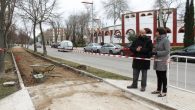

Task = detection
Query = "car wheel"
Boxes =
[120,51,125,56]
[97,49,100,53]
[109,50,113,54]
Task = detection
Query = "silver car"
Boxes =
[99,43,122,54]
[84,43,102,52]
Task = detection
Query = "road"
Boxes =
[30,46,195,91]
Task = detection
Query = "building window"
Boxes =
[178,27,185,33]
[141,13,146,16]
[147,13,152,16]
[126,29,135,35]
[105,31,110,36]
[125,15,130,18]
[114,30,121,35]
[131,14,135,17]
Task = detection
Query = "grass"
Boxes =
[27,49,131,80]
[0,78,18,99]
[0,52,19,99]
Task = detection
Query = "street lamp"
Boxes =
[81,1,94,43]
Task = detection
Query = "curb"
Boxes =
[11,51,36,110]
[26,49,176,110]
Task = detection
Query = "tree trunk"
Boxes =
[0,11,5,75]
[33,21,37,52]
[39,22,47,56]
[54,29,58,43]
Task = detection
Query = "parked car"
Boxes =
[99,43,122,54]
[120,43,134,56]
[51,42,60,48]
[170,44,195,62]
[36,42,42,48]
[58,40,73,52]
[84,43,102,53]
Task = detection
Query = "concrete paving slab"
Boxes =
[0,89,35,110]
[104,79,195,110]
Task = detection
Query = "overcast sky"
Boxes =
[27,0,185,35]
[56,0,156,26]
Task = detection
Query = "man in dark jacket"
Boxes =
[127,29,153,92]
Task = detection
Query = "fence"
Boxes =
[168,55,195,94]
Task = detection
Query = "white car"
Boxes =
[84,43,102,53]
[58,40,73,52]
[99,43,122,54]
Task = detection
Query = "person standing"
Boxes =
[127,29,153,92]
[151,27,171,97]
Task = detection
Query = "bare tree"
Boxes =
[21,18,33,49]
[0,0,16,75]
[102,0,129,42]
[64,19,73,40]
[154,0,183,27]
[18,0,57,55]
[102,0,129,23]
[64,12,90,46]
[37,0,57,55]
[17,0,40,52]
[49,17,62,43]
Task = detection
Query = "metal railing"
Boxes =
[167,55,195,94]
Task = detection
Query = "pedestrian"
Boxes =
[151,27,171,97]
[127,29,153,92]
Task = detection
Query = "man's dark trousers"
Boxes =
[132,68,147,88]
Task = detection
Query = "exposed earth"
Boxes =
[13,48,153,110]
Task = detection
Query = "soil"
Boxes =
[12,48,153,110]
[13,48,91,87]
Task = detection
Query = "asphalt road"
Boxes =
[29,46,195,92]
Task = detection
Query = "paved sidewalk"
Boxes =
[0,88,35,110]
[104,79,195,110]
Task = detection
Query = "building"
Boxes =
[40,28,66,45]
[95,8,195,46]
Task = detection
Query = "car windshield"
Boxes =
[113,44,122,48]
[186,45,195,50]
[94,43,100,46]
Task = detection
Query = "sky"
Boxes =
[24,0,185,36]
[56,0,156,26]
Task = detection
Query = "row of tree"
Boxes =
[184,0,194,47]
[0,0,16,75]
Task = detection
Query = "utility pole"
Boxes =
[91,1,94,43]
[81,1,94,43]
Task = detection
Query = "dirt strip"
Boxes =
[13,48,154,110]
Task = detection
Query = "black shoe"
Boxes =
[151,90,160,94]
[140,87,145,92]
[158,93,166,97]
[127,85,137,89]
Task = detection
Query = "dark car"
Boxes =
[51,42,60,48]
[119,43,134,56]
[170,44,195,62]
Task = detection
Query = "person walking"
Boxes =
[151,27,171,97]
[127,29,153,92]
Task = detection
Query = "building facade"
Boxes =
[95,9,195,46]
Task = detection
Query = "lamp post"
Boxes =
[82,1,94,43]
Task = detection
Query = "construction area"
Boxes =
[11,48,155,110]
